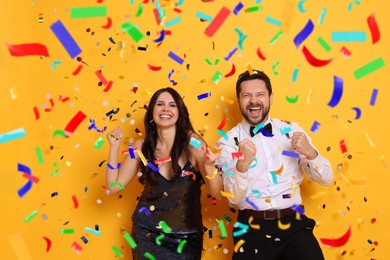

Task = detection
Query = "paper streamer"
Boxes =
[6,43,49,57]
[205,6,231,37]
[293,19,314,49]
[50,20,82,59]
[320,225,351,247]
[327,76,343,107]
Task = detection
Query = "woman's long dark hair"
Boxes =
[139,87,196,184]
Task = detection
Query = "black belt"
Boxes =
[238,205,304,220]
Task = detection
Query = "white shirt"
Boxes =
[216,117,333,210]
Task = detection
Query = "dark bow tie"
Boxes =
[250,123,273,137]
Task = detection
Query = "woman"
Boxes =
[105,87,223,259]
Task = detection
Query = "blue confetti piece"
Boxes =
[17,163,33,198]
[147,162,159,172]
[291,68,299,82]
[318,8,327,25]
[265,16,281,27]
[81,236,89,244]
[310,120,321,133]
[195,11,212,22]
[50,20,82,59]
[233,2,244,15]
[197,92,211,100]
[293,19,314,49]
[245,197,259,210]
[327,76,343,107]
[168,51,184,65]
[370,88,378,106]
[190,137,202,148]
[331,32,366,42]
[291,204,305,214]
[165,16,181,28]
[224,46,238,61]
[282,150,300,158]
[0,127,26,144]
[128,145,135,159]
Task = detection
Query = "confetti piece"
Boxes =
[64,111,86,137]
[70,6,107,18]
[291,204,305,214]
[153,30,166,43]
[177,240,187,253]
[95,70,108,85]
[293,19,313,49]
[123,232,137,248]
[297,0,306,12]
[144,253,155,260]
[340,46,351,58]
[72,195,79,209]
[233,222,249,237]
[101,17,112,29]
[190,137,202,148]
[245,6,262,12]
[111,246,123,257]
[265,16,281,27]
[6,43,49,57]
[72,64,84,75]
[354,57,385,80]
[168,51,184,64]
[365,132,375,147]
[248,216,260,229]
[53,129,66,138]
[245,197,259,210]
[197,92,211,100]
[60,228,75,234]
[233,2,244,15]
[234,239,245,252]
[196,11,212,21]
[85,227,102,235]
[0,127,26,144]
[120,21,145,42]
[165,16,181,28]
[351,107,362,119]
[318,8,327,25]
[317,37,331,52]
[310,120,321,133]
[302,46,333,67]
[331,32,366,42]
[158,221,172,233]
[217,118,228,130]
[369,88,378,106]
[217,219,227,238]
[367,13,380,44]
[339,139,347,153]
[269,30,283,45]
[17,163,33,198]
[50,20,82,59]
[147,162,159,172]
[282,150,299,158]
[205,6,231,37]
[156,234,165,245]
[71,241,82,254]
[256,47,266,60]
[81,236,88,244]
[147,64,162,71]
[212,71,223,84]
[278,219,291,230]
[217,129,228,141]
[327,76,343,107]
[42,236,52,252]
[320,225,351,247]
[220,191,235,198]
[8,233,32,260]
[224,46,238,61]
[135,3,144,17]
[285,94,298,103]
[24,210,39,223]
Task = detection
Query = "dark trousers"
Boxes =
[232,214,325,260]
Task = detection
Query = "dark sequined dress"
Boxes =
[131,161,205,260]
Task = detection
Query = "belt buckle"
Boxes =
[263,210,280,220]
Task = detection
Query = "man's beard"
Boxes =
[240,105,270,126]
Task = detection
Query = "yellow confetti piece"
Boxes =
[137,149,148,166]
[278,219,291,230]
[221,96,234,105]
[248,216,260,229]
[206,168,217,180]
[234,239,245,253]
[265,198,271,203]
[220,191,235,198]
[310,191,326,200]
[365,132,375,147]
[274,164,284,174]
[246,63,253,75]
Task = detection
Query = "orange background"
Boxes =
[1,0,389,259]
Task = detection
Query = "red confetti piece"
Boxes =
[101,17,112,29]
[371,218,376,224]
[64,111,87,137]
[58,95,70,102]
[153,8,163,25]
[72,64,83,75]
[23,173,39,183]
[33,106,40,120]
[42,236,52,252]
[44,98,55,112]
[6,43,49,57]
[217,118,228,130]
[224,62,236,78]
[256,47,266,60]
[232,152,243,160]
[339,139,347,153]
[95,70,108,85]
[301,45,333,67]
[205,6,231,37]
[103,80,114,92]
[182,171,196,181]
[320,225,351,247]
[340,46,351,58]
[147,64,162,71]
[71,241,82,254]
[72,195,79,209]
[154,156,172,164]
[367,13,380,44]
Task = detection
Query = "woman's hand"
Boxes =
[106,127,123,148]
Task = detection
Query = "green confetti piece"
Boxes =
[177,239,187,254]
[94,136,105,150]
[109,181,116,188]
[24,210,38,223]
[354,57,385,79]
[144,252,156,260]
[212,71,223,84]
[270,30,283,45]
[156,234,165,246]
[53,129,66,138]
[70,6,107,18]
[135,3,144,17]
[60,228,75,234]
[286,94,299,103]
[217,219,227,238]
[117,181,124,190]
[111,245,123,257]
[50,162,59,176]
[317,37,332,52]
[35,147,44,164]
[159,221,172,233]
[246,6,262,12]
[120,22,145,42]
[123,232,137,248]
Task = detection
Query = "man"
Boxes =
[216,69,333,259]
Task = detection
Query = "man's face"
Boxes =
[237,79,273,126]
